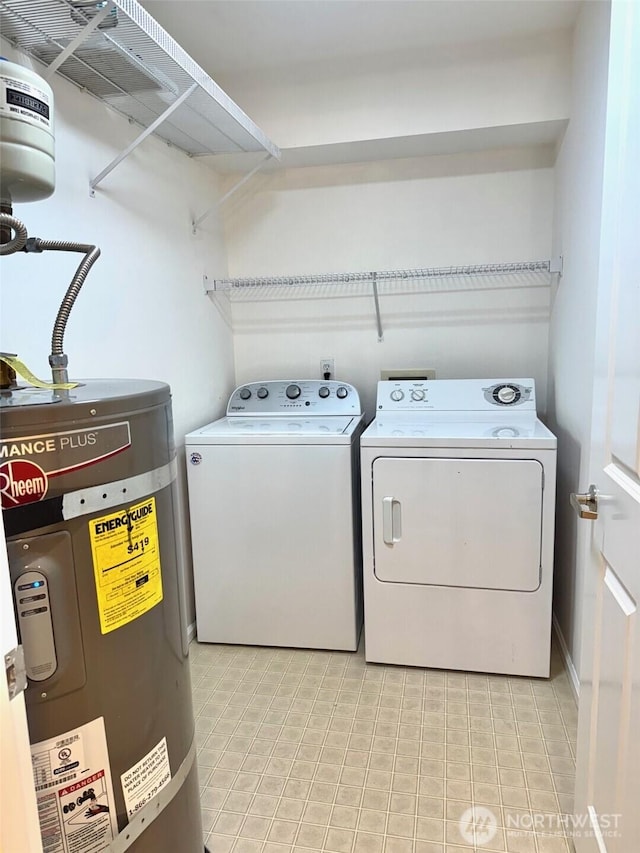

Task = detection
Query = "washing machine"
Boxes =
[360,378,557,677]
[185,380,365,650]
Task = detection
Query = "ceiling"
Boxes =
[141,0,581,80]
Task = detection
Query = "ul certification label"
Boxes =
[30,717,117,853]
[89,497,163,634]
[121,737,172,818]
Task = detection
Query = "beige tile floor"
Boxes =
[191,639,577,853]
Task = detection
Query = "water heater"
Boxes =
[0,60,204,852]
[2,382,203,852]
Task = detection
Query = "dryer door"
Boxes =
[372,457,543,591]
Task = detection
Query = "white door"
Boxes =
[574,1,640,850]
[0,525,43,852]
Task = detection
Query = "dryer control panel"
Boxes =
[376,378,536,412]
[228,380,362,416]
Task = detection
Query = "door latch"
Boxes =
[5,645,27,700]
[570,484,598,520]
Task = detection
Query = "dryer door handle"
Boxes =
[382,497,402,544]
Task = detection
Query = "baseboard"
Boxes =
[552,613,580,703]
[187,621,197,644]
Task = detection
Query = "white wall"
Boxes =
[217,25,568,418]
[0,45,234,625]
[219,31,571,149]
[223,148,554,417]
[547,0,611,680]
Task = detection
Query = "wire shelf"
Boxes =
[209,260,556,294]
[0,0,280,159]
[205,260,559,341]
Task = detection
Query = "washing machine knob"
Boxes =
[318,386,330,398]
[411,389,425,401]
[390,390,404,402]
[286,384,301,399]
[239,388,252,400]
[336,386,348,399]
[257,387,269,399]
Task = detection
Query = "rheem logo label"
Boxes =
[0,460,48,509]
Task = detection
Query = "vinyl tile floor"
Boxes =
[191,639,577,853]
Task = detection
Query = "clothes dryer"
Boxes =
[186,380,365,650]
[360,378,556,676]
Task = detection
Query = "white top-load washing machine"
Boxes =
[360,378,557,677]
[185,380,365,650]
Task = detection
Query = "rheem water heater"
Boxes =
[0,58,204,853]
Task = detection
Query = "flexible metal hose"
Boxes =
[26,239,101,356]
[0,212,28,254]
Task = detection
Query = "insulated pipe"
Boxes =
[23,238,101,385]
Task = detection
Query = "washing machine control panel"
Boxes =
[377,379,536,412]
[228,380,362,415]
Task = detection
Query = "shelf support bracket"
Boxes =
[192,154,272,233]
[550,256,564,276]
[89,82,199,195]
[43,2,116,80]
[371,272,384,341]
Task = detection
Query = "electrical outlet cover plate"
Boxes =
[320,358,335,379]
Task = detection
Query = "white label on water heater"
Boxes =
[121,737,172,818]
[30,717,118,852]
[0,73,52,130]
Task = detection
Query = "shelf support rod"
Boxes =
[371,272,384,341]
[192,154,272,233]
[43,2,116,80]
[89,82,199,195]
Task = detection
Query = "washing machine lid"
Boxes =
[360,413,556,449]
[185,415,362,445]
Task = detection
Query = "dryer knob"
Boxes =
[239,388,252,400]
[318,386,330,398]
[257,387,269,399]
[336,386,348,399]
[286,384,301,399]
[496,385,519,405]
[411,389,425,401]
[390,390,405,402]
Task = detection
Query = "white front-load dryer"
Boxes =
[360,378,557,676]
[185,380,365,650]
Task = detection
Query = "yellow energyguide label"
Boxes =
[89,497,163,634]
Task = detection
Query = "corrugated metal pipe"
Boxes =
[23,238,101,385]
